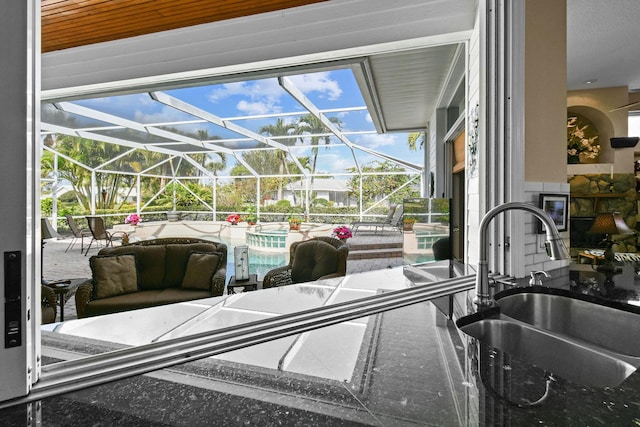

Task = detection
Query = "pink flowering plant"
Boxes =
[125,213,141,226]
[333,225,353,240]
[226,214,242,224]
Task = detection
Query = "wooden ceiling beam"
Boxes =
[42,0,326,52]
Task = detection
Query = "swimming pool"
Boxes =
[402,228,449,265]
[125,220,333,279]
[223,237,287,280]
[246,227,289,250]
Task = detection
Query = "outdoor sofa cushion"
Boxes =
[90,253,138,299]
[181,252,224,290]
[80,289,213,318]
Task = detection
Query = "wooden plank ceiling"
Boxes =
[41,0,326,53]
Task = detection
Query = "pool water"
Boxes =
[223,238,287,280]
[403,253,436,265]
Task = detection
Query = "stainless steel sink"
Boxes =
[496,287,640,357]
[458,315,639,387]
[457,287,640,387]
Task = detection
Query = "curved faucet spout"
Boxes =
[476,202,570,308]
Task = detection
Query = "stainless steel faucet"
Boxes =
[529,270,550,286]
[475,202,570,308]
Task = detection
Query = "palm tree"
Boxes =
[207,152,227,176]
[296,114,342,181]
[195,129,227,176]
[42,134,139,211]
[408,132,425,150]
[258,119,297,201]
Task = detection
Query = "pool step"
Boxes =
[347,241,403,260]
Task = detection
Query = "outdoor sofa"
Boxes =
[75,237,227,318]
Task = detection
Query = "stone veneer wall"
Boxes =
[568,173,638,252]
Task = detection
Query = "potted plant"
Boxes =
[288,216,302,231]
[567,115,600,164]
[125,213,142,226]
[245,206,258,225]
[166,211,181,222]
[332,225,353,242]
[246,213,258,226]
[403,217,416,231]
[226,214,242,225]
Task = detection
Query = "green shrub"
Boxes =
[41,198,53,216]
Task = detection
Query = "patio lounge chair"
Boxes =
[84,216,127,256]
[351,205,396,234]
[65,214,91,253]
[352,204,403,234]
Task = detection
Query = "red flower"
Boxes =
[125,214,141,225]
[226,214,242,224]
[332,225,352,239]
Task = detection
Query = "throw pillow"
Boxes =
[90,254,138,299]
[181,251,222,291]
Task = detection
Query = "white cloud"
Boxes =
[208,79,284,106]
[356,133,398,148]
[204,73,342,118]
[316,153,355,174]
[237,100,281,115]
[134,105,193,125]
[208,82,250,102]
[250,79,285,99]
[288,72,342,101]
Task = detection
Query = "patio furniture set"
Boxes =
[45,214,351,321]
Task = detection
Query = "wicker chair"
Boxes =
[41,285,57,324]
[432,237,451,260]
[262,237,349,288]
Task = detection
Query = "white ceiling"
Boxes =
[567,0,640,92]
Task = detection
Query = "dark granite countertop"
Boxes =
[2,262,640,425]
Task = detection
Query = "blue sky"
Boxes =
[75,68,423,176]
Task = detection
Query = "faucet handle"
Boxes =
[529,270,550,286]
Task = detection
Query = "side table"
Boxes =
[227,274,261,294]
[44,278,86,321]
[578,251,603,265]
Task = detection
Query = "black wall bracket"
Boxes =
[4,251,22,348]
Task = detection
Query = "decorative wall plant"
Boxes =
[567,114,600,164]
[468,104,479,177]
